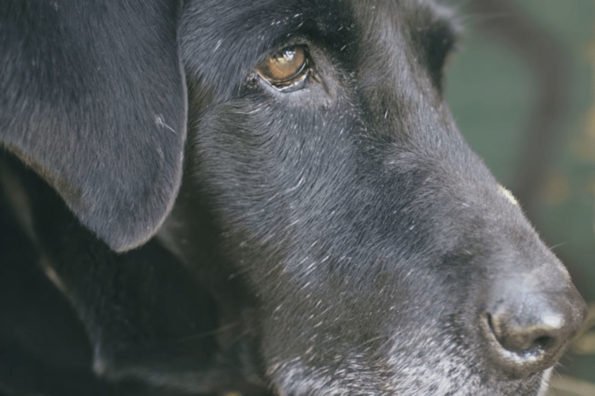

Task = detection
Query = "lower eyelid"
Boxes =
[258,66,311,93]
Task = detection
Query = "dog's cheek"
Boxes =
[193,97,355,235]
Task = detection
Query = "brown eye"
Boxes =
[256,46,309,89]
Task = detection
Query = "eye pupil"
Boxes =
[256,45,309,89]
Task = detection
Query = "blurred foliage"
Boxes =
[445,0,594,387]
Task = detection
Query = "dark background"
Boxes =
[446,0,594,393]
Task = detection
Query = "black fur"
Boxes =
[0,1,586,395]
[0,0,187,251]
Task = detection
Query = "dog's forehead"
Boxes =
[195,0,455,48]
[182,0,456,98]
[350,0,456,26]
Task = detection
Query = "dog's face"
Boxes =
[167,1,587,394]
[0,0,586,395]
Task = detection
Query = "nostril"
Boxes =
[480,271,587,378]
[481,303,578,378]
[485,311,562,355]
[534,335,555,351]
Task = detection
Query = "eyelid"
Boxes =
[259,67,310,93]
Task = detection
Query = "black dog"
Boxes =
[0,1,587,395]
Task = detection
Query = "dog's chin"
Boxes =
[268,357,551,396]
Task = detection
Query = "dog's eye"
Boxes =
[256,46,309,91]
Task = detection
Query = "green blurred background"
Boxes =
[445,0,594,393]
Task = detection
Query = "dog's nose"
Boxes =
[481,278,586,377]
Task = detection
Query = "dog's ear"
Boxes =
[0,1,186,252]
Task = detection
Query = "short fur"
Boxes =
[0,1,586,395]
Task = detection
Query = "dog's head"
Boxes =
[1,0,586,395]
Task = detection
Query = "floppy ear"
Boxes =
[0,1,186,252]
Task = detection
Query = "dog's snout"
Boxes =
[481,276,586,378]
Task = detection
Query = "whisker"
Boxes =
[171,320,245,344]
[548,241,568,252]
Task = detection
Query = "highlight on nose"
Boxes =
[481,284,586,378]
